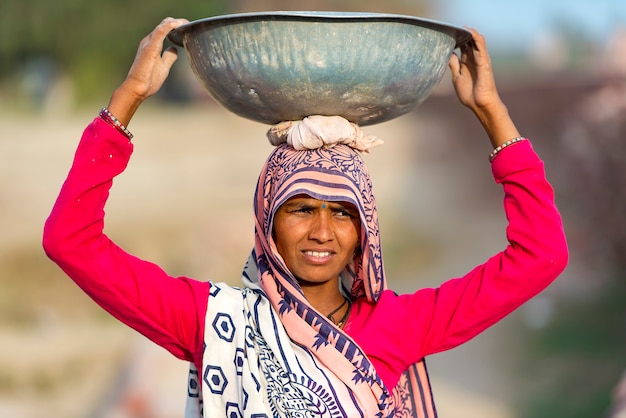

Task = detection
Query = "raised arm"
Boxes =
[42,18,208,365]
[346,30,568,383]
[411,30,569,356]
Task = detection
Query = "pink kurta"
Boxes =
[43,118,568,390]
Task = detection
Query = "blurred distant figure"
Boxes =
[20,57,56,109]
[609,371,626,418]
[601,26,626,78]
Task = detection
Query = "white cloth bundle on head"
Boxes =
[267,115,384,154]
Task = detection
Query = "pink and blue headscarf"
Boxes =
[251,142,437,417]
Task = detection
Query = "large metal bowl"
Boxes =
[168,12,472,126]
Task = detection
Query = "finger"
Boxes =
[138,17,188,59]
[147,17,188,52]
[463,27,481,50]
[465,28,492,65]
[448,52,461,75]
[458,38,481,74]
[156,17,189,37]
[161,46,179,68]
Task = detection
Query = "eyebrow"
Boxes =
[328,201,357,213]
[281,199,314,209]
[282,199,356,212]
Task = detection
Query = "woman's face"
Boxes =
[273,195,361,286]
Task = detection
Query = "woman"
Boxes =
[43,18,568,417]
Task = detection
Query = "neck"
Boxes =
[298,279,350,328]
[298,278,345,313]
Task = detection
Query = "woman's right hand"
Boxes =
[107,17,189,126]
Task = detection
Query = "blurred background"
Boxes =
[1,0,625,417]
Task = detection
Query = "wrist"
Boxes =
[473,99,508,127]
[107,84,145,126]
[473,101,520,148]
[99,107,134,140]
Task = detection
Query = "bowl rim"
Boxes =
[167,11,473,48]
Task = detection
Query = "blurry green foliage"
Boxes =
[519,276,626,418]
[0,0,227,103]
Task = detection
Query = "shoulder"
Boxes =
[351,288,433,320]
[207,282,269,310]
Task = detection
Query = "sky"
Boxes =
[435,0,626,52]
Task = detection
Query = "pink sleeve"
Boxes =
[43,118,209,364]
[348,140,568,386]
[407,140,568,353]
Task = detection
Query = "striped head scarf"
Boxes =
[250,142,437,417]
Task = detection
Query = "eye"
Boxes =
[334,208,358,219]
[291,205,313,214]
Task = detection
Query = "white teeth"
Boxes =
[305,251,331,257]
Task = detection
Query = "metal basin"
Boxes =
[168,12,472,126]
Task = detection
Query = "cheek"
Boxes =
[272,225,287,254]
[340,221,361,251]
[273,216,301,253]
[353,221,362,247]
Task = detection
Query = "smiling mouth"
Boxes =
[304,250,332,258]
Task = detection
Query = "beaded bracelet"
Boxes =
[488,137,527,162]
[99,107,134,140]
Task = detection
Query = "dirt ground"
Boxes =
[1,102,526,417]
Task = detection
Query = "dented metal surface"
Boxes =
[169,12,472,126]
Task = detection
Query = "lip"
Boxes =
[301,249,335,264]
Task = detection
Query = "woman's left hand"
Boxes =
[449,28,520,147]
[449,28,502,114]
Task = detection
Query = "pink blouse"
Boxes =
[43,118,568,390]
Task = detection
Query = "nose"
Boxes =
[308,212,334,242]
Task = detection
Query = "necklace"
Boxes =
[326,297,352,329]
[335,300,352,329]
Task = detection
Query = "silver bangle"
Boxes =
[99,107,134,140]
[489,137,527,162]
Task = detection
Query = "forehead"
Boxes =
[281,191,356,204]
[280,194,358,209]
